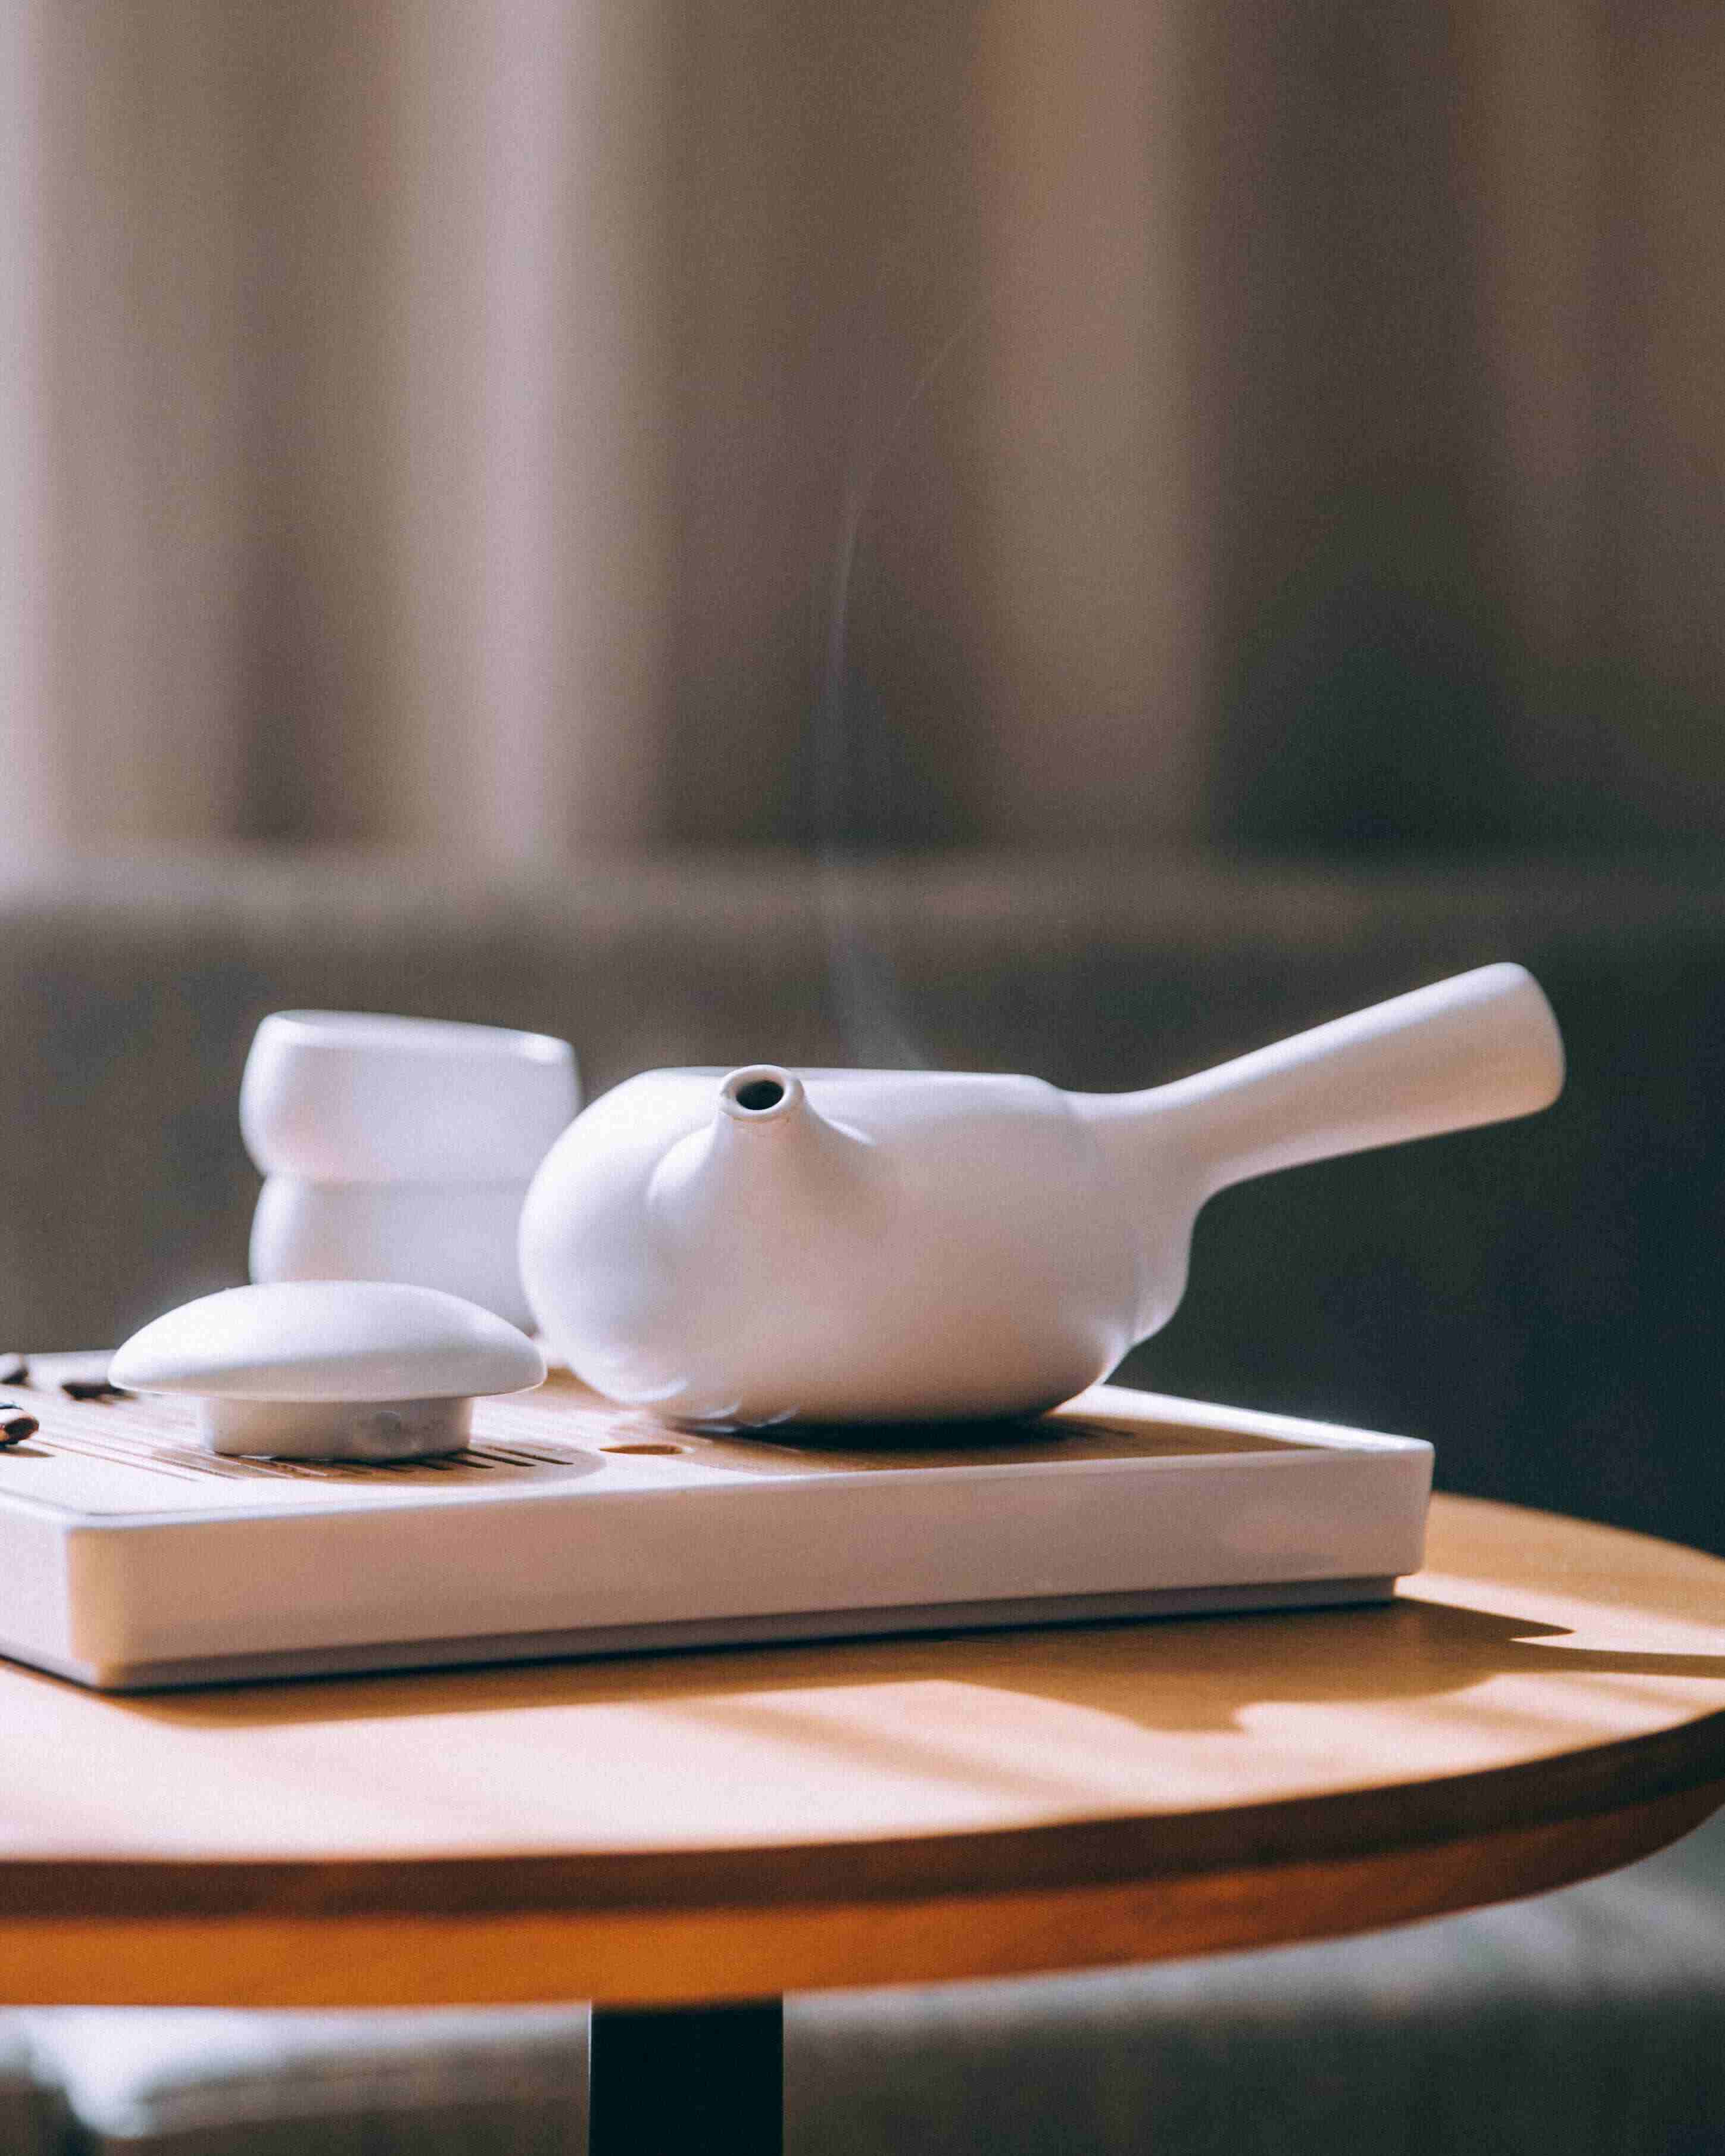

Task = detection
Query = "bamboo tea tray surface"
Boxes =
[0,1356,1431,1692]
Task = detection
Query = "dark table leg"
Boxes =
[588,1998,784,2155]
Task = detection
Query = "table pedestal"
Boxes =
[589,1999,784,2155]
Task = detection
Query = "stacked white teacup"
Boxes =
[240,1012,579,1331]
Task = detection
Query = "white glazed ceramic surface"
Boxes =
[520,963,1565,1428]
[1,1375,1430,1688]
[110,1281,545,1459]
[251,1177,535,1332]
[240,1011,579,1183]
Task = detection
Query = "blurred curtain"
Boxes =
[5,0,671,859]
[3,1,1723,859]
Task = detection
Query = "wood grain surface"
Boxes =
[2,1494,1723,2004]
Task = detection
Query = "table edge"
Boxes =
[2,1702,1722,1920]
[2,1779,1717,2006]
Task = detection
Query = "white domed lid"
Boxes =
[110,1282,545,1403]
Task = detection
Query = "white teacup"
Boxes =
[251,1177,538,1333]
[241,1012,578,1184]
[240,1011,579,1327]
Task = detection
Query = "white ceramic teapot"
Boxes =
[520,963,1564,1429]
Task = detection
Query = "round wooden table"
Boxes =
[4,1494,1725,2153]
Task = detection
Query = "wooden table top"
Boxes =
[2,1493,1723,2007]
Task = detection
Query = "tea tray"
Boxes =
[0,1356,1432,1691]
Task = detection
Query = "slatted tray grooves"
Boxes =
[2,1356,1303,1500]
[4,1370,586,1486]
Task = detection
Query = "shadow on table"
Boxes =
[95,1593,1725,1743]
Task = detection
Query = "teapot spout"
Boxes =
[648,1065,883,1250]
[715,1064,805,1125]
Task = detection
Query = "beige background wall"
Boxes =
[3,0,1723,859]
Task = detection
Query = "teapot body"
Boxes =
[520,965,1565,1427]
[519,1066,1181,1428]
